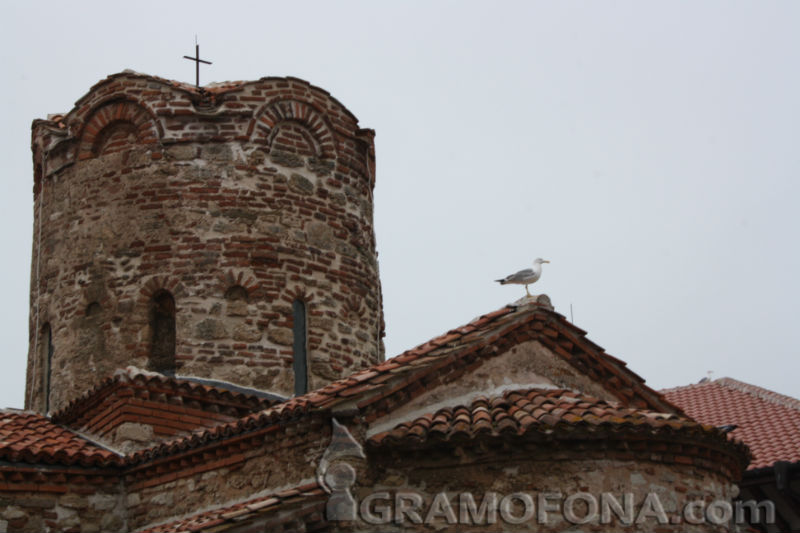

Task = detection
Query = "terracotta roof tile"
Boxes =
[52,367,280,430]
[370,388,715,447]
[127,297,679,465]
[662,378,800,470]
[0,410,120,467]
[136,482,326,533]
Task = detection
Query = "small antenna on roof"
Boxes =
[570,303,574,323]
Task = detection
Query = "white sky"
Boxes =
[1,1,798,409]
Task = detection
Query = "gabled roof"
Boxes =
[126,296,681,465]
[0,410,120,467]
[662,377,800,470]
[51,367,280,445]
[281,295,679,416]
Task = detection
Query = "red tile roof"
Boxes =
[128,297,679,465]
[0,410,120,467]
[52,367,278,439]
[662,378,800,470]
[136,482,326,533]
[370,388,717,447]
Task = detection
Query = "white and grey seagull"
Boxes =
[495,258,550,297]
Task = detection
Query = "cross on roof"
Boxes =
[183,39,212,88]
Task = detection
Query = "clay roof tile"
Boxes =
[663,378,800,470]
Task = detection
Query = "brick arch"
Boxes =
[284,285,316,305]
[77,99,161,160]
[139,276,187,304]
[249,99,337,159]
[217,270,260,299]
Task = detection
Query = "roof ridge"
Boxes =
[52,367,279,424]
[715,377,800,412]
[58,424,126,458]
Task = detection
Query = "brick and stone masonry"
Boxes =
[26,71,385,413]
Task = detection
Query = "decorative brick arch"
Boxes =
[217,270,260,299]
[283,285,316,306]
[139,276,187,304]
[249,99,337,159]
[77,99,161,160]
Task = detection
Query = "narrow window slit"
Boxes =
[149,290,176,375]
[41,323,53,413]
[292,300,308,396]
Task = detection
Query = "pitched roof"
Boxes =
[277,295,678,416]
[127,297,680,465]
[662,377,800,470]
[52,367,280,435]
[370,388,708,447]
[0,410,120,467]
[136,482,326,533]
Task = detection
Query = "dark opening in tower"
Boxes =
[40,323,53,413]
[292,299,308,396]
[149,290,176,374]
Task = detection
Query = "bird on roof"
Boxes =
[495,258,550,297]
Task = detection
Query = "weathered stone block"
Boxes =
[116,422,155,443]
[16,497,53,509]
[58,494,88,510]
[226,300,248,317]
[289,173,315,195]
[268,327,293,346]
[306,221,335,250]
[88,494,118,511]
[233,324,262,342]
[165,143,197,160]
[270,150,303,167]
[195,319,229,340]
[307,156,334,176]
[0,509,25,520]
[202,144,233,161]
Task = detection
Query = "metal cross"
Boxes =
[183,38,212,88]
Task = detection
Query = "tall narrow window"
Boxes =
[40,323,53,413]
[292,299,308,396]
[149,290,176,374]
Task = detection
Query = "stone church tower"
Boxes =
[26,71,384,413]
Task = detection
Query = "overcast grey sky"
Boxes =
[1,1,798,409]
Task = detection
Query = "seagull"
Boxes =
[495,258,550,297]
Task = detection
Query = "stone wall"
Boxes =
[0,483,125,532]
[352,450,741,532]
[123,416,331,529]
[26,73,385,413]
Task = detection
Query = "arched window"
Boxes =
[292,299,308,396]
[40,323,53,413]
[149,290,176,374]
